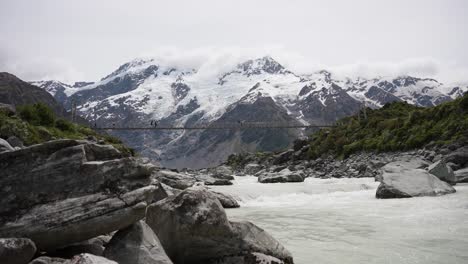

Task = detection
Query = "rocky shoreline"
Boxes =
[0,139,291,264]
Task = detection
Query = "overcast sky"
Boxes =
[1,0,467,84]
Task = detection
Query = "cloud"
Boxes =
[0,48,84,83]
[1,46,467,85]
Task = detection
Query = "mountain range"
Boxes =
[31,56,468,168]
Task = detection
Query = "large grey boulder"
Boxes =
[258,169,304,183]
[104,221,172,264]
[244,163,263,175]
[194,174,233,185]
[211,191,240,208]
[0,238,36,264]
[376,161,456,199]
[0,137,14,152]
[152,170,196,189]
[375,158,429,182]
[48,235,111,258]
[146,187,293,264]
[0,186,156,251]
[428,160,457,184]
[0,139,157,251]
[455,168,468,183]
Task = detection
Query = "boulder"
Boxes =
[152,170,196,190]
[69,254,117,264]
[0,137,14,152]
[376,161,456,199]
[146,187,293,264]
[7,136,24,148]
[0,139,157,251]
[29,256,69,264]
[444,146,468,168]
[104,221,173,264]
[0,186,156,251]
[211,191,240,208]
[154,182,182,202]
[0,238,36,264]
[29,254,117,264]
[258,169,304,183]
[194,174,233,186]
[272,150,294,165]
[214,165,233,176]
[428,160,457,184]
[0,140,154,218]
[375,158,429,182]
[244,163,263,175]
[48,235,111,258]
[455,168,468,183]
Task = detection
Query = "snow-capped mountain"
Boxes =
[32,56,467,168]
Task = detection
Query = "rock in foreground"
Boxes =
[0,139,156,251]
[104,221,173,264]
[146,187,293,264]
[428,160,456,184]
[376,161,456,199]
[0,238,36,264]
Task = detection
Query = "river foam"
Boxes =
[211,176,468,264]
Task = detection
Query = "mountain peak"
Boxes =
[237,56,285,75]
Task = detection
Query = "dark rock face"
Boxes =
[0,238,36,264]
[104,221,173,264]
[0,140,156,251]
[376,161,456,199]
[146,187,293,264]
[0,73,68,118]
[365,86,401,105]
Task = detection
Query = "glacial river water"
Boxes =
[211,176,468,264]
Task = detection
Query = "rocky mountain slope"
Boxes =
[32,57,468,168]
[0,72,68,117]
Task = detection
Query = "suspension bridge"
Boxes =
[93,122,335,131]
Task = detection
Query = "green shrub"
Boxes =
[18,103,55,126]
[55,119,75,132]
[306,93,468,158]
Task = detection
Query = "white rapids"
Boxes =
[211,176,468,264]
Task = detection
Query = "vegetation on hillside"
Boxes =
[0,103,134,155]
[308,93,468,159]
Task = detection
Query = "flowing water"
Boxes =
[211,176,468,264]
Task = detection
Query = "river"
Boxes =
[211,176,468,264]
